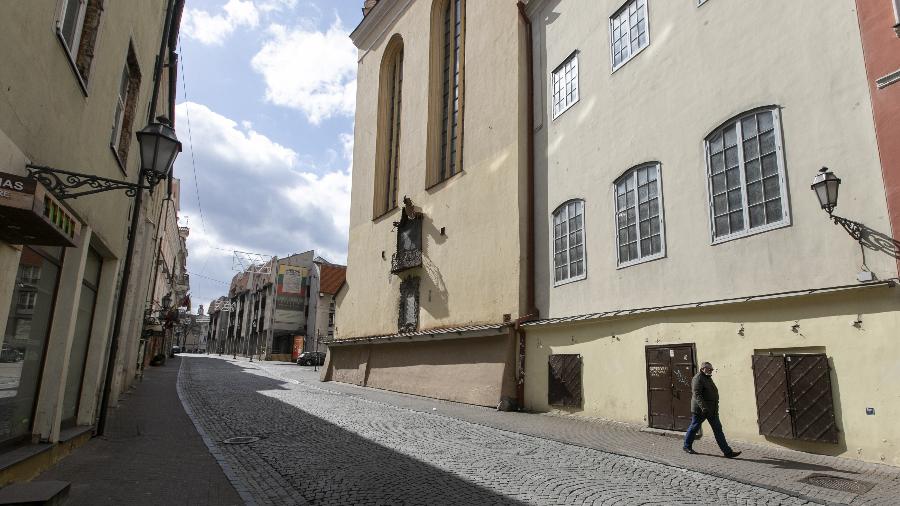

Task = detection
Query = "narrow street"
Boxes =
[170,355,887,506]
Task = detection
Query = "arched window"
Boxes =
[614,163,665,266]
[426,0,465,187]
[373,35,404,218]
[705,107,789,242]
[552,200,586,284]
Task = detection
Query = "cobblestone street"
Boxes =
[175,355,880,506]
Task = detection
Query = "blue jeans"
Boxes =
[683,412,734,455]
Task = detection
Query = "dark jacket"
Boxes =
[691,372,719,415]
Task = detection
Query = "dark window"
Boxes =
[398,276,419,333]
[751,353,838,444]
[548,354,582,407]
[1,246,63,446]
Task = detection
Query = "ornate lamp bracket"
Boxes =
[26,163,154,200]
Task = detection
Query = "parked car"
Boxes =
[170,345,181,357]
[296,351,325,366]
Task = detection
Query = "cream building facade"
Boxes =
[522,0,900,465]
[329,0,533,407]
[0,0,183,483]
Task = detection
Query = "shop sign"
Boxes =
[0,170,82,247]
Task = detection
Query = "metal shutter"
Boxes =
[548,354,582,407]
[787,354,839,444]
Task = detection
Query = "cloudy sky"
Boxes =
[172,0,362,309]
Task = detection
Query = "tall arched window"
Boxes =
[705,107,789,242]
[426,0,466,187]
[552,200,586,285]
[373,35,404,218]
[614,163,665,267]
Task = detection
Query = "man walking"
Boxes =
[683,361,741,458]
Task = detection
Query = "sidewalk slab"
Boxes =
[34,357,243,506]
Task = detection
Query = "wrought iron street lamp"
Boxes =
[811,167,841,216]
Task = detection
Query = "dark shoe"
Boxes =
[725,451,742,458]
[683,448,697,455]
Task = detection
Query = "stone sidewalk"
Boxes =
[36,356,243,506]
[249,358,900,506]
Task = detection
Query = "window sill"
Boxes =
[553,273,587,288]
[610,43,649,75]
[56,30,88,97]
[711,219,791,245]
[426,169,464,192]
[616,251,666,270]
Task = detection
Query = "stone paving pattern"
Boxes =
[177,355,879,505]
[249,361,900,506]
[38,357,243,506]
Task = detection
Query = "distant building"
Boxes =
[207,251,345,362]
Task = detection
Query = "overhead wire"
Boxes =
[178,35,212,276]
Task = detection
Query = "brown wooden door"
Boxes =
[750,353,838,444]
[787,354,838,444]
[646,345,696,431]
[751,354,793,438]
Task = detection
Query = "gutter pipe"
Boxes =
[515,1,537,411]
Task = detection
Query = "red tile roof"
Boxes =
[319,264,347,295]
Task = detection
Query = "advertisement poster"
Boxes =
[291,335,305,361]
[275,265,307,311]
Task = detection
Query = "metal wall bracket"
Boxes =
[26,163,154,200]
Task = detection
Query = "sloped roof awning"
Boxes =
[324,323,509,347]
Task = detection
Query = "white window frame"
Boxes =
[110,61,130,156]
[550,51,579,120]
[57,0,87,58]
[613,163,666,268]
[609,0,650,73]
[551,199,587,286]
[704,107,791,245]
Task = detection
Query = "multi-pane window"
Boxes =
[110,63,130,153]
[110,46,141,166]
[610,0,649,71]
[428,0,465,187]
[17,292,37,311]
[552,200,586,284]
[551,52,579,119]
[707,108,788,241]
[57,0,103,85]
[615,164,664,266]
[59,0,87,58]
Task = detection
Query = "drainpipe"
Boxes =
[516,1,537,411]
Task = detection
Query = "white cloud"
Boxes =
[173,102,352,304]
[179,102,296,171]
[251,18,357,124]
[182,0,264,45]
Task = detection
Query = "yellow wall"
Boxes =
[338,0,529,340]
[524,286,900,466]
[328,332,517,407]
